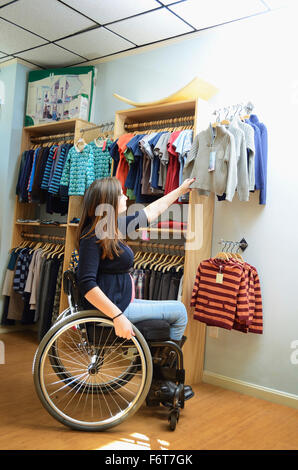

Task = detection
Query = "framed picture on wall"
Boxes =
[24,66,95,126]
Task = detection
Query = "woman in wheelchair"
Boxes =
[76,176,194,345]
[33,176,195,432]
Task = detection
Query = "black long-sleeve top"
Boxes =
[77,209,148,312]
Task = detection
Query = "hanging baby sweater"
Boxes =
[183,125,237,202]
[60,144,95,196]
[89,139,113,180]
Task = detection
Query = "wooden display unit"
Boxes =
[11,102,215,385]
[115,100,215,384]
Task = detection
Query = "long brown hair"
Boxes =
[76,177,124,259]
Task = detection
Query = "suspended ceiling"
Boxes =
[0,0,290,69]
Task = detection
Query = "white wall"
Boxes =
[93,8,298,396]
[0,61,31,315]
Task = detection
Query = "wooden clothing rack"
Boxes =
[114,99,215,385]
[20,232,65,244]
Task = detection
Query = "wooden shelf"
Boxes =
[24,118,92,136]
[16,222,67,227]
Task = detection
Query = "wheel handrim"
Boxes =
[38,317,147,428]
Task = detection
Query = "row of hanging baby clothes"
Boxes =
[131,267,183,301]
[1,245,64,336]
[183,115,267,204]
[109,130,193,203]
[190,257,263,334]
[59,138,113,197]
[16,143,72,214]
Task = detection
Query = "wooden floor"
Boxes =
[0,329,298,451]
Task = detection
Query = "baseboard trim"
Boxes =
[203,370,298,409]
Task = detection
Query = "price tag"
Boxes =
[208,150,216,172]
[216,273,224,284]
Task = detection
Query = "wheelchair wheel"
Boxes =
[33,310,153,432]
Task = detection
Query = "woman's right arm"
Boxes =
[84,286,135,339]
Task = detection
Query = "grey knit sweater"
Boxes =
[183,125,237,202]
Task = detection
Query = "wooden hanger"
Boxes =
[50,244,64,259]
[15,240,31,252]
[159,254,179,272]
[133,250,143,262]
[142,251,159,269]
[48,244,63,259]
[176,260,184,272]
[214,251,229,260]
[134,251,151,269]
[75,136,87,152]
[148,253,164,270]
[165,255,183,272]
[155,254,172,271]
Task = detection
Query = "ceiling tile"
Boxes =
[158,0,186,4]
[0,18,47,54]
[0,0,13,6]
[56,27,134,60]
[169,0,267,30]
[16,44,84,68]
[0,55,13,63]
[108,8,193,45]
[263,0,295,8]
[62,0,160,24]
[0,0,96,41]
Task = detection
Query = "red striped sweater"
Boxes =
[191,258,263,334]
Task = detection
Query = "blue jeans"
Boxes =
[123,299,188,341]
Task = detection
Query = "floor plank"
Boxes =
[0,330,297,450]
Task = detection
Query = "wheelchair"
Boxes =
[32,270,193,432]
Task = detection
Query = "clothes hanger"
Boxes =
[51,244,64,258]
[161,254,180,272]
[74,136,87,152]
[134,251,151,269]
[159,254,180,272]
[133,250,143,262]
[49,244,63,259]
[156,254,172,271]
[15,240,31,252]
[142,251,159,269]
[214,250,229,260]
[29,241,43,254]
[176,260,184,272]
[165,255,183,272]
[42,243,56,255]
[148,253,164,270]
[220,107,230,126]
[57,248,65,259]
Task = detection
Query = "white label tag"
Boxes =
[208,150,216,172]
[216,273,223,284]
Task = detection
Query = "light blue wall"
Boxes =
[0,61,31,314]
[93,9,298,396]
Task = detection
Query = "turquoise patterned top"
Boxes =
[60,144,95,196]
[89,139,113,180]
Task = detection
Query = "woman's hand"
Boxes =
[113,314,135,340]
[178,177,196,196]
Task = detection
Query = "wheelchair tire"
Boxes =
[33,310,153,432]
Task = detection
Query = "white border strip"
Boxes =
[203,370,298,409]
